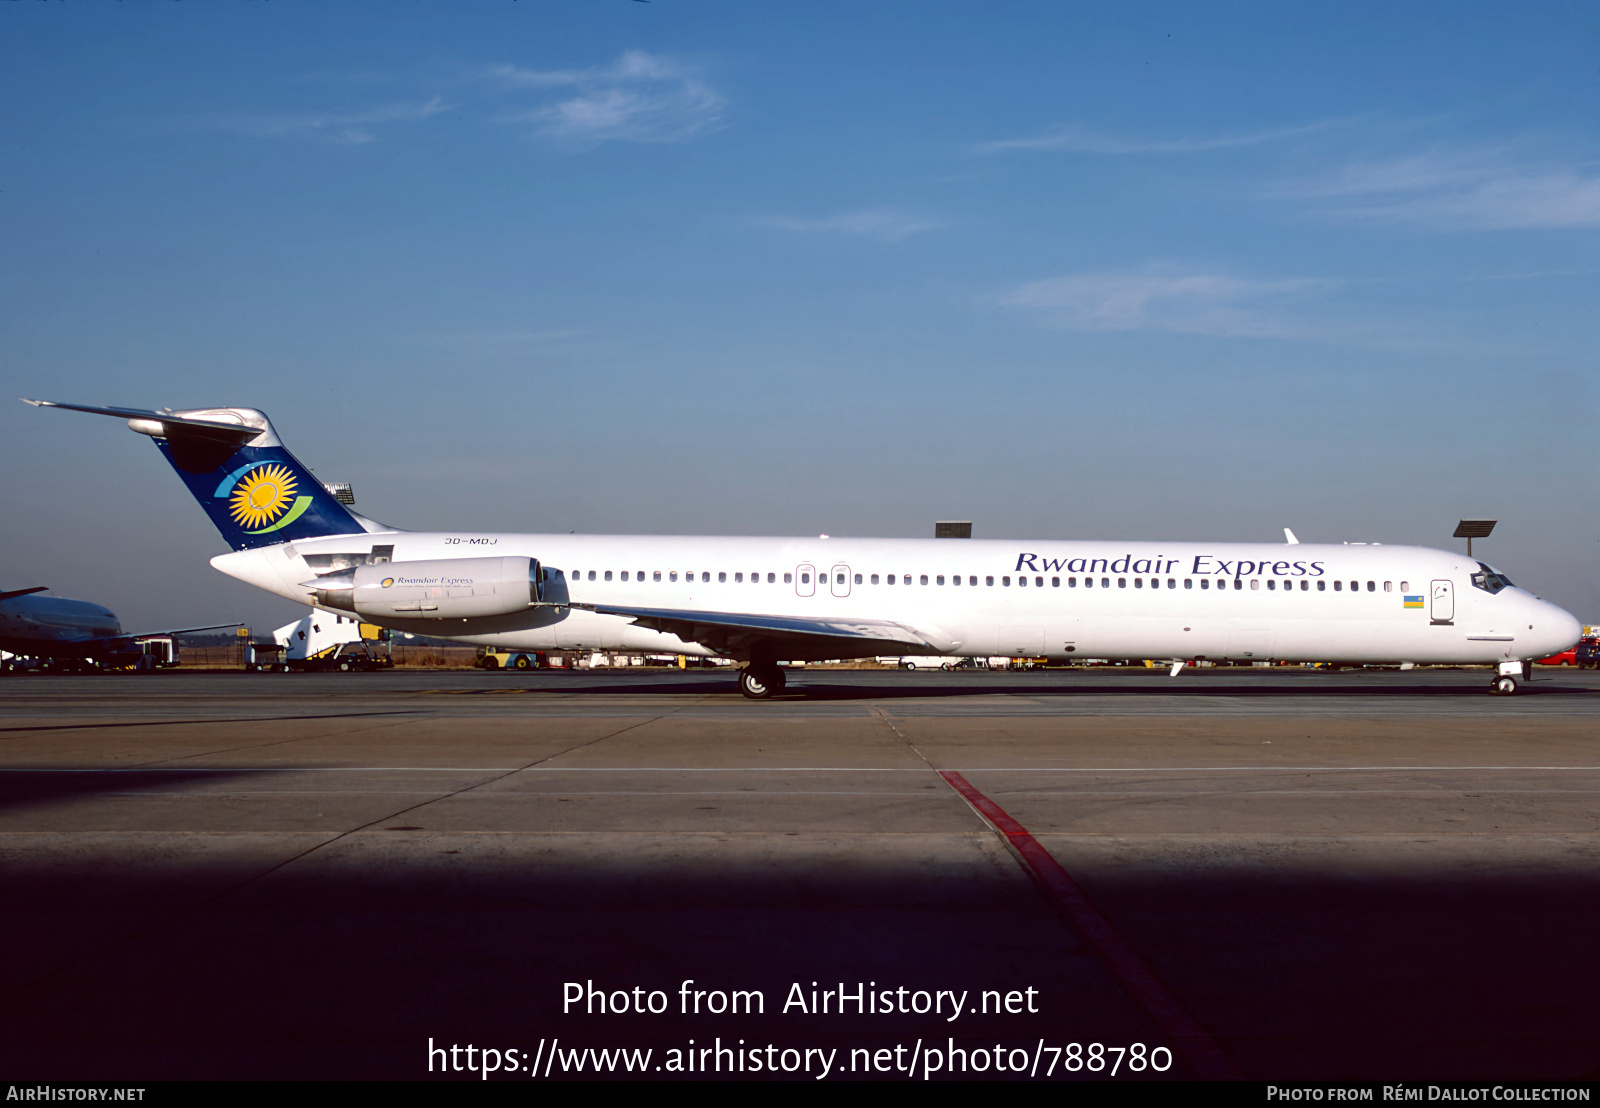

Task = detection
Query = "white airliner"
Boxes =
[0,584,233,670]
[25,400,1582,697]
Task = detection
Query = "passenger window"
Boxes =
[1367,581,1375,592]
[952,575,960,586]
[1250,579,1259,590]
[1002,576,1011,586]
[588,571,596,581]
[1118,578,1126,588]
[784,573,792,584]
[854,573,862,585]
[1134,578,1142,588]
[621,571,629,582]
[936,575,945,585]
[1051,577,1059,587]
[653,571,661,582]
[886,575,895,585]
[1201,579,1209,590]
[969,576,977,586]
[1334,581,1342,592]
[1267,580,1275,590]
[1184,579,1192,589]
[1400,580,1409,592]
[903,575,911,585]
[718,572,726,583]
[1349,581,1357,592]
[604,571,612,581]
[871,574,879,585]
[986,576,994,586]
[1317,580,1325,591]
[1168,578,1176,589]
[801,573,810,585]
[1383,581,1391,592]
[1035,576,1043,587]
[1085,577,1094,588]
[1101,577,1110,588]
[1069,577,1077,587]
[1018,576,1027,587]
[921,575,929,585]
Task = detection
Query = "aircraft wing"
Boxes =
[123,623,245,641]
[572,603,955,659]
[79,623,246,654]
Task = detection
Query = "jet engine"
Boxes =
[308,556,541,620]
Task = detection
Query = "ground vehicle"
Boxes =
[1577,638,1600,670]
[477,646,547,670]
[1535,647,1577,666]
[246,641,289,673]
[897,655,964,670]
[273,611,392,672]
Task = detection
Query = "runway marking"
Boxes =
[4,765,1600,774]
[0,711,422,734]
[940,769,1246,1081]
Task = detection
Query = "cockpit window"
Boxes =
[1470,561,1514,594]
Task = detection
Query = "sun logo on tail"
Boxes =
[229,464,297,528]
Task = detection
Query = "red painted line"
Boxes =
[940,770,1246,1081]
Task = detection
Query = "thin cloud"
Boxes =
[976,118,1354,155]
[1279,149,1600,229]
[995,269,1332,338]
[487,50,725,146]
[197,97,450,145]
[752,208,943,243]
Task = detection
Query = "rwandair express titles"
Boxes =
[25,401,1581,698]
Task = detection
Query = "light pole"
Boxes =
[1453,519,1497,559]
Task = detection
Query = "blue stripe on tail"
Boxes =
[154,437,365,551]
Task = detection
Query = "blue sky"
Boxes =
[3,2,1598,630]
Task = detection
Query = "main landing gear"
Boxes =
[738,664,787,700]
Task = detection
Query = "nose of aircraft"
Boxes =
[1528,596,1583,659]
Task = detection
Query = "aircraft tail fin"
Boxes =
[22,400,382,551]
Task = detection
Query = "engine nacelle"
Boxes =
[309,556,541,620]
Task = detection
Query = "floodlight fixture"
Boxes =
[1453,519,1497,557]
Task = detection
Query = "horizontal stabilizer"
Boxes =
[20,400,263,446]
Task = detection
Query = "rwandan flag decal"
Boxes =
[1403,595,1424,609]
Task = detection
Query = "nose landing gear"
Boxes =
[1490,660,1530,696]
[738,664,786,699]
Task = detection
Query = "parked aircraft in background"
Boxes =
[25,400,1582,697]
[0,584,234,671]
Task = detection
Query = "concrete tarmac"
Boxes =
[0,667,1596,1081]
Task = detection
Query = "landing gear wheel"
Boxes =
[1491,675,1518,696]
[739,665,785,699]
